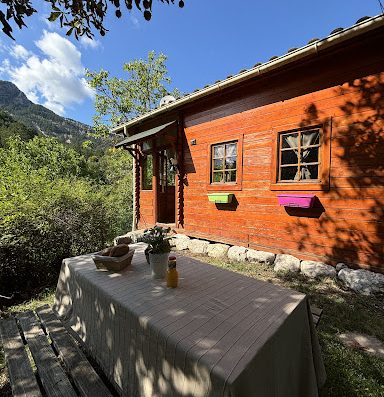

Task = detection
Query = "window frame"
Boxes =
[270,122,331,191]
[207,135,243,191]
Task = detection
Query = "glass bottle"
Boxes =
[166,256,178,288]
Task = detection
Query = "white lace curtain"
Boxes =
[284,130,319,180]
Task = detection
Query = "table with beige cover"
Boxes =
[54,243,326,397]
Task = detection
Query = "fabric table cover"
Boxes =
[54,244,326,397]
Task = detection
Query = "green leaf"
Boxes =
[48,11,61,22]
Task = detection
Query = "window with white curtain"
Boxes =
[278,128,321,182]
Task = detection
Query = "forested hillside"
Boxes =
[0,110,38,147]
[0,80,91,145]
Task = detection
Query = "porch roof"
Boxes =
[114,120,176,148]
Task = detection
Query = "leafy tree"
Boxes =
[0,110,37,147]
[0,135,133,297]
[86,50,180,136]
[0,0,185,40]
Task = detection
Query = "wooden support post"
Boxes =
[131,151,137,231]
[176,116,184,228]
[134,147,141,229]
[152,139,158,225]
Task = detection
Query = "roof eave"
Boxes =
[111,14,384,134]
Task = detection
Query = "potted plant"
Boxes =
[141,226,171,279]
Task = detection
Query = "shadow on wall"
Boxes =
[286,74,384,271]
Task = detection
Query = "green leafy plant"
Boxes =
[86,51,181,138]
[1,0,186,40]
[0,136,133,297]
[141,226,171,254]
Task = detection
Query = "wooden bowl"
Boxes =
[92,249,135,271]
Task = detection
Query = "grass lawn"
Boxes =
[1,256,383,397]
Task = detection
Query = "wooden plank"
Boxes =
[312,315,320,327]
[310,306,323,328]
[310,306,323,317]
[17,311,77,397]
[0,318,42,397]
[35,305,114,397]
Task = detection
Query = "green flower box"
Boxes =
[207,193,234,204]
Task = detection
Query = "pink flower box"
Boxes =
[277,194,316,209]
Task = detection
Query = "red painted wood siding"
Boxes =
[139,190,155,228]
[180,30,384,273]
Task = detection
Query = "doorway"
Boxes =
[157,147,175,224]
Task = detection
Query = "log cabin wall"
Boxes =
[139,190,155,227]
[181,29,384,273]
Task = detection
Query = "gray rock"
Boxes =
[188,239,210,254]
[125,230,145,243]
[227,246,247,262]
[339,332,384,359]
[338,268,384,295]
[273,254,301,273]
[169,234,190,248]
[206,243,230,258]
[336,263,348,273]
[301,261,336,278]
[246,249,275,265]
[173,234,190,239]
[114,235,133,246]
[173,236,190,251]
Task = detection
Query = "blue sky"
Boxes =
[0,0,381,125]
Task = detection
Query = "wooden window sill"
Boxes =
[270,182,329,191]
[207,183,242,192]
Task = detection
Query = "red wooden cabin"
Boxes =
[114,15,384,273]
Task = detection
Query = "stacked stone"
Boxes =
[168,234,384,296]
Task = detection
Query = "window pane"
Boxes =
[301,129,320,146]
[142,154,153,190]
[212,172,223,183]
[281,149,298,165]
[225,170,236,182]
[213,158,223,170]
[213,145,224,158]
[281,133,298,149]
[301,165,319,180]
[301,147,319,163]
[280,166,298,181]
[225,156,237,169]
[226,143,237,157]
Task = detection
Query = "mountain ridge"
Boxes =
[0,80,91,143]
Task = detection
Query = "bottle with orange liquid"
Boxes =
[166,256,178,288]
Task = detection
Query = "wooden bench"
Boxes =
[311,305,323,328]
[0,305,115,397]
[1,303,323,396]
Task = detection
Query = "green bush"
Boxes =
[0,136,132,296]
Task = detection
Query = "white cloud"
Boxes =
[80,36,101,49]
[0,58,11,75]
[1,30,94,116]
[9,44,31,60]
